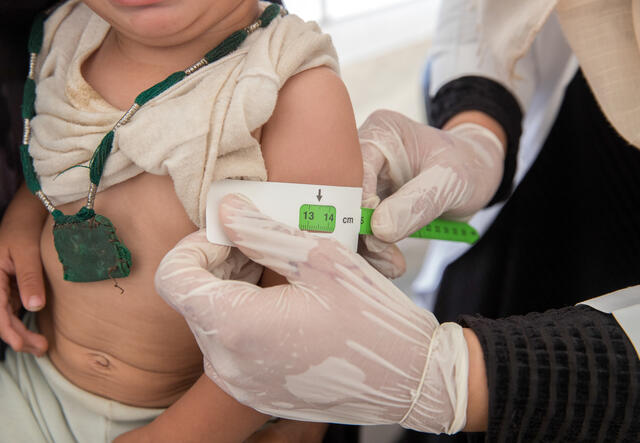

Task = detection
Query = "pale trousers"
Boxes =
[0,314,164,443]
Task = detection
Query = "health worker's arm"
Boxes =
[157,196,640,438]
[155,195,470,434]
[361,0,570,279]
[0,183,49,355]
[461,304,640,440]
[358,0,541,278]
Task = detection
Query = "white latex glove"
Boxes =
[155,194,469,435]
[358,110,505,278]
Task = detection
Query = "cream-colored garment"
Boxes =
[0,314,163,443]
[30,0,338,227]
[476,0,640,148]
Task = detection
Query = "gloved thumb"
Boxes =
[371,164,467,243]
[154,230,231,313]
[358,235,406,279]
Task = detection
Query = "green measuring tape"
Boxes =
[299,205,479,244]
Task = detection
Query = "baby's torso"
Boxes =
[30,0,337,407]
[38,173,203,407]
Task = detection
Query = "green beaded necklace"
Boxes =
[20,3,283,283]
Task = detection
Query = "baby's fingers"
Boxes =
[0,302,22,351]
[8,316,47,356]
[12,244,46,312]
[0,302,47,356]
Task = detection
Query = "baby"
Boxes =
[0,0,362,441]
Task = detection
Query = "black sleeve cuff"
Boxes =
[460,306,640,442]
[426,76,522,205]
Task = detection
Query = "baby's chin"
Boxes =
[109,0,165,7]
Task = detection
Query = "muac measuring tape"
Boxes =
[206,180,479,251]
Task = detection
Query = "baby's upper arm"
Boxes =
[260,66,362,189]
[258,66,362,288]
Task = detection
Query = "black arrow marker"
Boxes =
[316,189,323,202]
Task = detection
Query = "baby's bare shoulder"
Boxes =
[260,67,363,188]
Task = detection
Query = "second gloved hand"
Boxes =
[155,194,469,434]
[358,110,505,277]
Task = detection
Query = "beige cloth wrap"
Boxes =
[30,0,339,227]
[476,0,640,149]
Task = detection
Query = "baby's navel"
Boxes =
[89,352,112,370]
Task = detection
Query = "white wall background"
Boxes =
[284,0,441,126]
[284,0,440,66]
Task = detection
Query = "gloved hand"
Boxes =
[155,194,469,434]
[358,110,505,277]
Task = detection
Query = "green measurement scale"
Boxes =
[300,205,479,244]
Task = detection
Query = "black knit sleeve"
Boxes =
[426,76,522,205]
[460,305,640,442]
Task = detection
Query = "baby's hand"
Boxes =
[0,187,48,356]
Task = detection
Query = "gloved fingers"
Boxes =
[359,110,415,202]
[168,229,232,274]
[360,141,386,205]
[442,123,506,216]
[224,248,264,284]
[219,193,329,281]
[220,193,414,308]
[156,263,265,334]
[371,167,468,243]
[358,235,406,279]
[219,194,417,327]
[155,230,233,313]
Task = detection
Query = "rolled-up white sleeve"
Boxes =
[428,0,535,110]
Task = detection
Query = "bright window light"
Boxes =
[281,0,323,22]
[284,0,419,23]
[325,0,403,21]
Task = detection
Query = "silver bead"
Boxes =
[28,53,37,80]
[114,103,140,130]
[22,119,31,145]
[86,183,98,210]
[36,191,56,213]
[185,58,208,75]
[246,20,261,34]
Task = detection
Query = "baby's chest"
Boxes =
[39,173,202,374]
